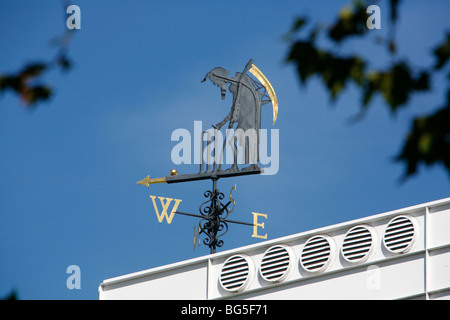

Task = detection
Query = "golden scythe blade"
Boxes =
[249,64,278,125]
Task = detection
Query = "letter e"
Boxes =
[251,212,267,239]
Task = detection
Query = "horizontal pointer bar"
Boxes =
[137,167,262,187]
[175,211,254,226]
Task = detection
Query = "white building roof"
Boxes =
[99,197,450,300]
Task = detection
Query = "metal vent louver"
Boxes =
[219,255,254,292]
[300,235,334,273]
[383,215,417,254]
[259,245,293,283]
[341,225,376,264]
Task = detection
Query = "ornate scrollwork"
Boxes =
[196,179,233,253]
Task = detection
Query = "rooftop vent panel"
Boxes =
[219,254,254,293]
[300,235,335,273]
[341,225,376,264]
[259,245,294,283]
[383,215,417,254]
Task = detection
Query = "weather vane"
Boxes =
[137,59,278,254]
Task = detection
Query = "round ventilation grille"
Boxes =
[300,235,334,273]
[341,225,376,264]
[219,255,254,292]
[259,245,293,283]
[383,215,417,254]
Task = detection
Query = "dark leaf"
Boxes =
[328,3,368,42]
[286,40,321,83]
[19,62,47,79]
[1,290,18,300]
[286,36,366,101]
[413,71,430,91]
[21,85,52,106]
[388,40,397,54]
[1,75,18,91]
[361,62,430,112]
[396,90,450,179]
[389,0,401,24]
[291,16,308,33]
[433,32,450,70]
[56,54,72,72]
[320,54,365,100]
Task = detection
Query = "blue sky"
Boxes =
[0,1,448,299]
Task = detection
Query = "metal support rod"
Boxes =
[205,130,211,173]
[200,130,204,173]
[213,129,218,172]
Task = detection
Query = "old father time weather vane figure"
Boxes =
[202,59,278,170]
[138,59,278,253]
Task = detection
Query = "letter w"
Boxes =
[149,195,182,224]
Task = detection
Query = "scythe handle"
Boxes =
[230,59,254,124]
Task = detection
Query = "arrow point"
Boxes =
[137,175,151,187]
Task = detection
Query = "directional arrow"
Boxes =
[137,167,262,187]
